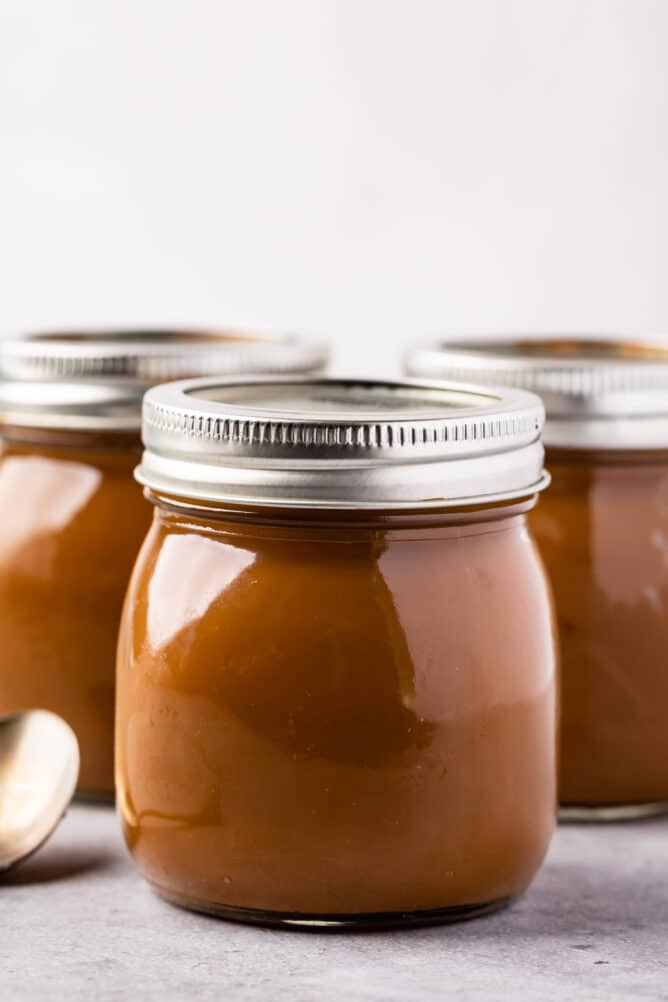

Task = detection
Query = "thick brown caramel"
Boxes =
[116,499,557,922]
[0,430,150,797]
[530,449,668,808]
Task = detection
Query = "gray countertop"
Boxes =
[2,805,667,1001]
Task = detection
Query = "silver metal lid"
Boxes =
[138,376,548,510]
[405,337,668,449]
[0,329,328,431]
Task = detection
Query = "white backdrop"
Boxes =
[1,0,667,375]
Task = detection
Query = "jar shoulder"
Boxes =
[0,445,149,565]
[122,516,556,691]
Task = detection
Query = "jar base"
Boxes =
[559,800,668,823]
[151,884,513,930]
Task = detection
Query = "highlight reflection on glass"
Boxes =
[116,502,557,922]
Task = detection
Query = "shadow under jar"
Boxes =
[406,337,668,820]
[0,330,327,800]
[116,376,558,929]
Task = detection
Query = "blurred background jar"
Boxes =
[116,375,557,928]
[406,336,668,820]
[0,330,327,800]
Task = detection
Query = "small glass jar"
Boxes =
[406,337,668,819]
[0,330,327,799]
[116,376,557,928]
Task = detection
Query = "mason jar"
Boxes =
[116,376,557,928]
[0,330,327,799]
[406,337,668,820]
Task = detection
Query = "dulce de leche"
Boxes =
[406,337,668,819]
[0,331,327,799]
[531,448,668,812]
[116,376,557,928]
[0,429,147,796]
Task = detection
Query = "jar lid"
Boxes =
[405,337,668,449]
[138,376,548,510]
[0,329,328,431]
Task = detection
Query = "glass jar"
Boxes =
[116,376,557,927]
[406,337,668,819]
[0,330,327,799]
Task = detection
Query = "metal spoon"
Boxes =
[0,710,79,873]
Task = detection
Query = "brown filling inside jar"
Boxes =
[116,493,557,923]
[531,447,668,810]
[0,427,150,798]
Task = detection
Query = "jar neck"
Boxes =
[145,488,538,536]
[0,423,141,453]
[546,445,668,467]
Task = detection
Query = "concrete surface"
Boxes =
[1,806,667,1001]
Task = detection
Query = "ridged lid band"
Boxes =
[137,376,549,510]
[405,337,668,449]
[0,330,328,431]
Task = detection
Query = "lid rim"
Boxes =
[136,469,552,511]
[137,375,547,508]
[0,331,328,429]
[404,337,668,447]
[405,337,668,394]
